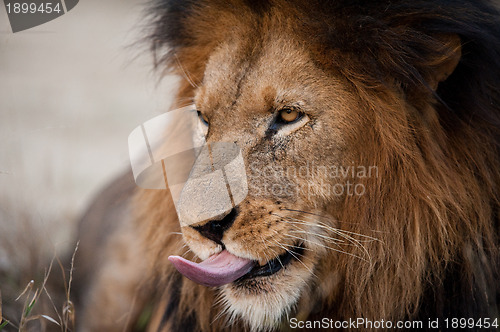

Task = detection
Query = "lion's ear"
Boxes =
[428,34,462,91]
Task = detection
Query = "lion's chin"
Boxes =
[182,231,317,330]
[219,258,314,331]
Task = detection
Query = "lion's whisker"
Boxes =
[285,234,369,262]
[278,209,380,240]
[280,208,356,224]
[278,240,314,253]
[260,230,315,276]
[288,225,372,260]
[267,243,286,270]
[175,54,199,88]
[279,219,346,243]
[300,215,379,242]
[274,212,338,231]
[260,236,285,269]
[326,226,379,242]
[275,212,379,243]
[276,213,374,260]
[327,229,373,258]
[267,228,313,254]
[270,239,317,277]
[289,228,345,245]
[279,216,352,246]
[279,215,372,257]
[288,230,347,253]
[181,247,192,255]
[259,234,276,272]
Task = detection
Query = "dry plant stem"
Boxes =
[0,289,7,330]
[63,241,78,331]
[3,242,79,332]
[19,256,56,331]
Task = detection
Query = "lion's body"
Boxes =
[74,0,500,331]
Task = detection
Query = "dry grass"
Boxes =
[0,244,78,332]
[0,201,79,332]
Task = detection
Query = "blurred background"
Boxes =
[0,0,176,326]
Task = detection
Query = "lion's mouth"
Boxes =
[168,243,305,287]
[237,243,305,281]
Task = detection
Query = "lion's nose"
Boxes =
[192,208,238,244]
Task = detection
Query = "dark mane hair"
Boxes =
[141,0,500,329]
[150,0,500,127]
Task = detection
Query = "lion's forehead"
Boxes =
[197,35,351,135]
[202,34,300,91]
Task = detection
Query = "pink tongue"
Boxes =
[168,250,255,287]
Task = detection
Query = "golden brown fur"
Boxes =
[74,0,500,331]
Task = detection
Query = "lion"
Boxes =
[73,0,500,331]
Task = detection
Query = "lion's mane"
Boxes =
[138,0,500,330]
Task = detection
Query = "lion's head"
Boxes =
[136,0,500,330]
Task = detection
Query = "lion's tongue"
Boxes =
[168,250,254,287]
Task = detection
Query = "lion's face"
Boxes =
[178,33,372,328]
[128,1,500,331]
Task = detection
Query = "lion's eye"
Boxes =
[197,110,209,126]
[270,107,309,135]
[278,108,301,123]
